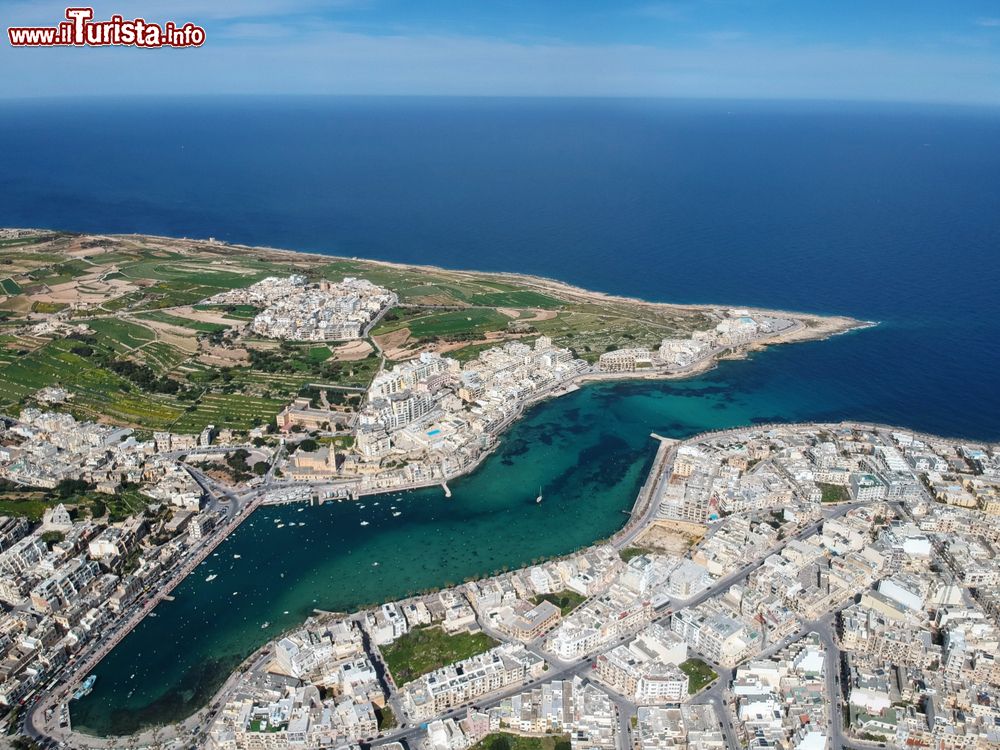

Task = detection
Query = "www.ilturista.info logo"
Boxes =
[8,7,206,47]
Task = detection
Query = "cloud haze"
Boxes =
[2,0,999,104]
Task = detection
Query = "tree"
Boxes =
[41,530,65,547]
[54,478,90,498]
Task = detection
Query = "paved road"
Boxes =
[374,499,868,750]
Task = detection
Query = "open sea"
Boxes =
[1,97,999,734]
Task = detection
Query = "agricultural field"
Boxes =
[137,341,191,374]
[170,392,287,432]
[320,260,563,309]
[0,229,761,433]
[373,307,513,340]
[195,303,260,320]
[85,318,156,351]
[135,310,231,333]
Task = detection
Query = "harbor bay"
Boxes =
[3,97,998,742]
[71,324,961,736]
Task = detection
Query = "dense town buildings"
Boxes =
[2,271,998,750]
[203,275,397,341]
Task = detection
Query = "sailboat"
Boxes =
[535,486,543,504]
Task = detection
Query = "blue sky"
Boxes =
[2,0,1000,103]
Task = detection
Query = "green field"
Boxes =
[117,258,267,290]
[169,392,287,432]
[86,318,156,350]
[136,311,231,333]
[0,232,741,434]
[818,482,851,503]
[30,301,68,314]
[0,338,185,427]
[532,589,586,615]
[679,658,718,694]
[469,290,563,309]
[0,233,63,249]
[138,341,191,374]
[374,308,512,340]
[195,303,260,320]
[0,495,52,521]
[471,734,571,750]
[381,626,498,685]
[306,346,332,363]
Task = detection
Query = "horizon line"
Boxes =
[1,92,999,110]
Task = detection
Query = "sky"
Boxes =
[1,0,1000,104]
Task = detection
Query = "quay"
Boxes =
[39,491,265,719]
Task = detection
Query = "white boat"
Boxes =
[392,511,402,517]
[233,554,241,559]
[276,523,285,528]
[205,574,217,582]
[536,486,543,504]
[372,561,379,567]
[360,521,369,526]
[261,622,270,629]
[73,675,96,701]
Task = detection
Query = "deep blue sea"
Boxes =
[3,96,998,438]
[2,97,1000,734]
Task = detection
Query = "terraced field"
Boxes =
[169,392,287,432]
[0,339,185,427]
[0,230,754,434]
[135,310,231,333]
[138,341,191,374]
[86,318,156,351]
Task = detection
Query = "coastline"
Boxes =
[9,228,866,336]
[188,233,869,331]
[6,228,875,744]
[49,418,998,748]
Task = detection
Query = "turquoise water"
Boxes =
[73,331,896,735]
[8,97,995,734]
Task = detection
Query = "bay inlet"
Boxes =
[71,323,970,737]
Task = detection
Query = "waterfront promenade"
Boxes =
[24,487,266,748]
[42,417,931,748]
